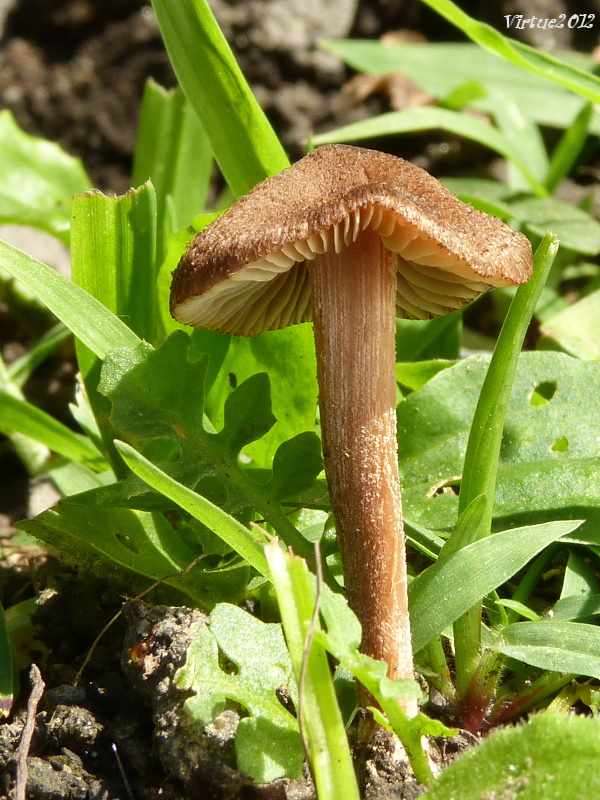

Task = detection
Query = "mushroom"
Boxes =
[170,144,533,714]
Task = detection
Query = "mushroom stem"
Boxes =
[309,227,415,713]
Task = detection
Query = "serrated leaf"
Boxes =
[264,432,323,502]
[204,325,318,470]
[176,603,303,781]
[98,332,319,563]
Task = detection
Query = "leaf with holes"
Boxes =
[176,603,303,782]
[399,351,600,540]
[17,502,250,608]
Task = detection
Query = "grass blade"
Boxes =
[452,233,558,694]
[132,79,213,261]
[71,184,158,348]
[0,390,106,470]
[545,103,593,194]
[266,543,360,800]
[115,439,270,577]
[312,107,545,194]
[410,519,583,654]
[419,0,600,104]
[0,601,15,718]
[0,239,140,358]
[151,0,289,195]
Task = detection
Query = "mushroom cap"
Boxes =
[170,144,533,336]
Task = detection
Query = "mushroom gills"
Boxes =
[175,201,515,332]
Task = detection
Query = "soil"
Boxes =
[0,1,599,798]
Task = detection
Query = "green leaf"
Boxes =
[490,91,548,193]
[498,620,600,678]
[320,41,599,134]
[551,593,600,623]
[204,325,319,469]
[409,519,584,653]
[0,390,106,470]
[396,360,454,392]
[0,239,140,357]
[115,440,270,579]
[17,501,245,608]
[265,543,360,799]
[156,222,319,469]
[396,313,462,362]
[151,0,289,196]
[0,110,90,242]
[398,351,600,541]
[99,332,320,564]
[418,0,600,105]
[509,196,600,255]
[540,289,600,359]
[419,713,600,800]
[132,79,212,262]
[176,603,303,781]
[561,551,599,600]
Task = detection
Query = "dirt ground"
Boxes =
[1,1,599,798]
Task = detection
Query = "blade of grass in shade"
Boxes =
[6,322,71,388]
[452,233,558,696]
[132,79,213,262]
[545,103,593,194]
[0,354,49,475]
[151,0,289,196]
[0,390,106,470]
[419,0,600,104]
[0,601,15,718]
[0,239,139,358]
[266,543,361,800]
[311,107,545,195]
[115,440,270,577]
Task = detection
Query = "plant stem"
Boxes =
[309,228,415,710]
[453,234,558,701]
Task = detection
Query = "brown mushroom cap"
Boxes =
[170,144,533,336]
